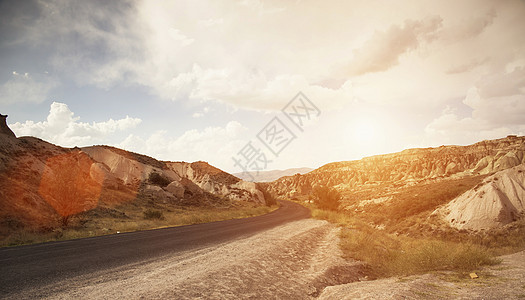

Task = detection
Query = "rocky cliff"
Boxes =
[0,130,268,232]
[82,146,265,204]
[0,114,16,138]
[269,136,525,198]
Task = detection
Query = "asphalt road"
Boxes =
[0,200,310,297]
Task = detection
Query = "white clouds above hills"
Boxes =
[1,0,524,171]
[118,121,248,170]
[10,102,142,147]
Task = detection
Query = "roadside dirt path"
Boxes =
[319,250,525,299]
[12,219,364,299]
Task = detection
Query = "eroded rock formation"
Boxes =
[269,136,525,198]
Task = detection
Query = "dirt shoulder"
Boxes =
[319,250,525,299]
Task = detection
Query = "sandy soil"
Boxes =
[14,219,364,299]
[319,250,525,299]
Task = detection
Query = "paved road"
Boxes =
[0,200,310,297]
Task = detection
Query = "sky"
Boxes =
[1,0,525,174]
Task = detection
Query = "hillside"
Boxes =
[435,164,525,230]
[234,167,313,182]
[268,136,525,232]
[0,122,271,242]
[270,136,525,197]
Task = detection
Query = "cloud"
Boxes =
[163,64,354,110]
[424,106,519,145]
[5,0,525,118]
[10,102,142,147]
[0,72,59,104]
[446,58,489,74]
[198,18,224,27]
[441,8,497,42]
[345,16,442,76]
[168,28,194,46]
[192,106,211,118]
[118,121,248,170]
[238,0,286,15]
[475,67,525,100]
[22,0,146,89]
[425,67,525,144]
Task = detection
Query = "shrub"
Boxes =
[313,185,341,211]
[148,172,171,187]
[143,209,165,220]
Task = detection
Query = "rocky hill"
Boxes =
[0,119,269,236]
[269,136,525,198]
[434,163,525,230]
[268,135,525,232]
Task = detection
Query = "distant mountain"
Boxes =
[0,116,271,235]
[234,167,313,182]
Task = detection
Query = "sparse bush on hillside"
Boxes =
[148,172,171,187]
[313,185,341,211]
[143,209,165,220]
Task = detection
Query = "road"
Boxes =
[0,200,310,298]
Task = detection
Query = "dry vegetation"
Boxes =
[313,209,500,278]
[0,201,278,247]
[303,175,525,278]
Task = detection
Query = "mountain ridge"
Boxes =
[268,135,525,231]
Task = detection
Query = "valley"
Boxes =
[1,118,525,299]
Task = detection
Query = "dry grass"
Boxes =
[0,204,278,247]
[345,175,487,231]
[312,209,500,278]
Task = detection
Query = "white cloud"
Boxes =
[238,0,286,15]
[0,72,59,105]
[345,16,443,76]
[425,66,525,145]
[5,0,525,160]
[192,106,211,118]
[198,18,224,27]
[164,64,354,110]
[168,28,194,47]
[10,102,142,147]
[118,121,248,171]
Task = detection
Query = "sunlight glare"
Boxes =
[352,119,376,144]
